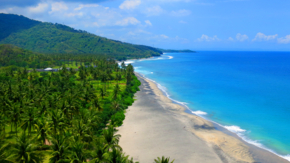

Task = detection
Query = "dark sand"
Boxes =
[118,74,289,163]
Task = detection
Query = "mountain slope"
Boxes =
[0,14,41,41]
[0,13,162,58]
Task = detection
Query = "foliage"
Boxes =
[154,156,175,163]
[0,14,162,60]
[0,13,41,41]
[8,133,45,163]
[111,111,125,127]
[0,55,148,162]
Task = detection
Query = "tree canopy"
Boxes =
[0,13,162,60]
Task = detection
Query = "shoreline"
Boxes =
[118,72,289,163]
[136,72,290,163]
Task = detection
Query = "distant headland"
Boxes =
[159,49,196,53]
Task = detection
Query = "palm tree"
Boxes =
[89,139,110,163]
[108,148,129,163]
[115,73,122,84]
[100,87,106,99]
[92,71,98,81]
[0,138,12,163]
[8,133,45,163]
[112,84,121,100]
[92,98,102,111]
[73,119,89,140]
[20,107,37,135]
[154,156,175,163]
[69,138,90,163]
[9,103,21,135]
[34,115,50,145]
[49,134,70,163]
[100,72,108,83]
[0,113,6,136]
[111,101,123,112]
[49,109,66,135]
[102,126,122,151]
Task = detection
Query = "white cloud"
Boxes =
[74,4,99,11]
[160,34,169,39]
[128,29,151,35]
[144,6,163,16]
[228,37,234,41]
[197,34,221,42]
[174,36,189,43]
[119,0,141,10]
[179,20,187,24]
[252,32,278,41]
[90,6,124,27]
[28,3,49,13]
[148,0,191,2]
[116,17,140,26]
[171,9,191,17]
[93,22,100,27]
[277,35,290,44]
[145,20,152,26]
[236,33,248,42]
[65,12,83,17]
[50,2,68,13]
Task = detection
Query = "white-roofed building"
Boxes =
[44,68,53,71]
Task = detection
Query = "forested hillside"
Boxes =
[0,14,41,41]
[0,13,162,59]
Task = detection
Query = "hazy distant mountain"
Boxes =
[159,49,196,53]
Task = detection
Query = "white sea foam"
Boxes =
[222,125,290,162]
[222,125,265,148]
[282,155,290,161]
[192,110,207,115]
[168,56,174,59]
[224,125,246,133]
[143,76,190,111]
[124,61,135,65]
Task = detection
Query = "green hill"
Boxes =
[0,13,162,59]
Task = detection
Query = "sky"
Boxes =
[0,0,290,51]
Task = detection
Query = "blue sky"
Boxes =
[1,0,290,51]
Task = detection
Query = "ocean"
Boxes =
[126,51,290,161]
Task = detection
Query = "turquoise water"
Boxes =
[128,51,290,161]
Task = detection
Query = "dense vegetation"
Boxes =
[0,44,108,68]
[0,13,162,60]
[0,14,41,41]
[0,54,142,162]
[0,44,175,162]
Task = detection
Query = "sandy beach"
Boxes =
[117,73,289,163]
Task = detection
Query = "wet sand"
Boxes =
[117,74,289,163]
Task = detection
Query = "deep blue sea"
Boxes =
[127,51,290,161]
